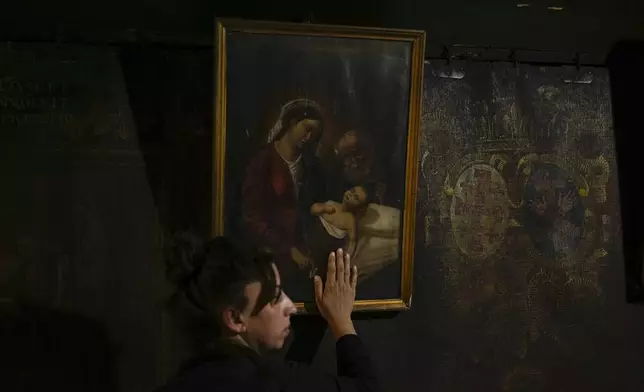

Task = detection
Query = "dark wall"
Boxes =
[2,0,644,60]
[0,44,207,391]
[1,1,644,392]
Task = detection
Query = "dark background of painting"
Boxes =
[223,32,412,301]
[0,1,643,392]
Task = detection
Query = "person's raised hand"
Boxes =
[313,248,357,339]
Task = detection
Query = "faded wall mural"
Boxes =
[419,61,622,390]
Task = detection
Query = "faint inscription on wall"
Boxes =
[0,77,72,126]
[0,45,134,148]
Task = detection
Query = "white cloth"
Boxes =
[359,203,401,238]
[275,144,302,198]
[352,235,399,278]
[316,203,401,280]
[318,216,347,239]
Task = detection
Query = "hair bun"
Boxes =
[165,233,248,288]
[164,231,208,287]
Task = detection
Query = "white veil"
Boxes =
[267,98,323,143]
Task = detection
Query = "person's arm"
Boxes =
[273,249,378,392]
[311,202,337,216]
[276,333,378,392]
[335,334,377,389]
[318,249,378,391]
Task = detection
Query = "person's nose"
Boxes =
[283,293,296,316]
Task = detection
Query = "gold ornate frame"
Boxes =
[213,18,425,312]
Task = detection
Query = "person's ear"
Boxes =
[222,307,247,334]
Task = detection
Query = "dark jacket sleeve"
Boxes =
[273,334,379,392]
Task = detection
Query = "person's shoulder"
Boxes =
[247,144,278,167]
[158,356,260,392]
[253,144,276,158]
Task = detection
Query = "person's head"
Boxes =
[336,130,359,155]
[174,236,296,351]
[273,100,324,150]
[342,184,376,211]
[336,130,375,180]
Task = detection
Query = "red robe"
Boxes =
[241,145,305,260]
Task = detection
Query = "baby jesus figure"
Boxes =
[309,184,373,256]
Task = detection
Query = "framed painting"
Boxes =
[213,18,425,312]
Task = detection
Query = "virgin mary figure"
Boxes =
[240,98,326,300]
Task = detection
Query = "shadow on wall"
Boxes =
[117,44,213,237]
[117,44,214,381]
[1,300,116,392]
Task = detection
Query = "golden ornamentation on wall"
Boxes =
[418,63,620,388]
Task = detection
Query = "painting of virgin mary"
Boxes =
[214,19,424,311]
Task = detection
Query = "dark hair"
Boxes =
[354,182,377,207]
[166,234,277,344]
[340,130,373,152]
[273,102,324,142]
